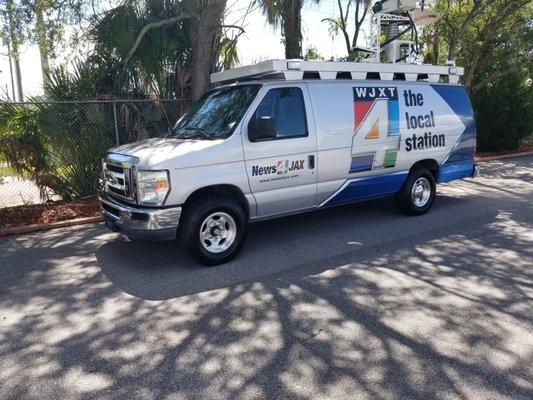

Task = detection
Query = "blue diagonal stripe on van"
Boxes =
[320,171,409,207]
[438,161,475,183]
[431,85,477,165]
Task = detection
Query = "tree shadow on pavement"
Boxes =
[1,158,532,400]
[94,194,476,300]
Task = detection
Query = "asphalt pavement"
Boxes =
[0,156,532,400]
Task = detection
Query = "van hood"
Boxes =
[109,137,234,169]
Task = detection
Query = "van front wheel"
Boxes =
[395,168,436,215]
[180,196,247,266]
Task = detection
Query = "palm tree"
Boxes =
[185,0,228,100]
[91,0,192,98]
[91,0,234,100]
[257,0,320,59]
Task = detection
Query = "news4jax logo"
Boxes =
[252,159,305,176]
[350,86,401,173]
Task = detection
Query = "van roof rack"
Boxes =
[210,59,463,85]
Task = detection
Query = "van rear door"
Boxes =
[242,83,318,217]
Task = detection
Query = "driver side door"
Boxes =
[242,84,318,218]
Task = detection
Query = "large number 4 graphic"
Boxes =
[350,87,401,173]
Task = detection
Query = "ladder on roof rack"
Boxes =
[210,59,463,85]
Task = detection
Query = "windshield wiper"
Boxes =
[182,126,213,139]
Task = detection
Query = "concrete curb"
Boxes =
[475,150,533,162]
[0,215,104,238]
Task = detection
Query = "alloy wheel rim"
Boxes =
[411,177,431,207]
[199,212,237,253]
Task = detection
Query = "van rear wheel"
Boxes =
[179,196,247,266]
[395,168,436,215]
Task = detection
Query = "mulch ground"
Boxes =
[476,143,533,159]
[0,196,102,230]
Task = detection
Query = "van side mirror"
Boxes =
[248,116,277,142]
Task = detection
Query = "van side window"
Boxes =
[250,87,308,140]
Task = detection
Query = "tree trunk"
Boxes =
[36,4,51,91]
[424,28,440,65]
[431,29,439,65]
[6,41,16,100]
[190,0,227,100]
[6,0,23,101]
[336,0,351,57]
[283,0,302,59]
[10,47,23,102]
[351,1,370,60]
[352,0,368,50]
[447,39,458,62]
[464,41,488,92]
[463,49,481,93]
[182,0,198,61]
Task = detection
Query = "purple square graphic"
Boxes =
[350,154,374,173]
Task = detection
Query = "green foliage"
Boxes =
[427,0,533,151]
[90,0,191,99]
[86,0,242,97]
[304,46,324,60]
[0,0,236,201]
[0,98,182,199]
[38,61,184,197]
[0,102,48,180]
[0,101,67,198]
[472,72,533,151]
[0,0,94,62]
[36,101,115,197]
[0,58,185,199]
[219,36,240,70]
[469,6,533,151]
[45,58,133,100]
[0,99,109,199]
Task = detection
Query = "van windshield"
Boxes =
[170,84,261,140]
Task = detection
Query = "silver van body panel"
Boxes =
[100,79,476,239]
[307,81,469,204]
[110,132,252,207]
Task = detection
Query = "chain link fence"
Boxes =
[0,99,189,208]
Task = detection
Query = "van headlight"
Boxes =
[136,170,170,206]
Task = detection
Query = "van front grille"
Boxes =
[105,163,124,174]
[108,184,127,197]
[103,156,136,202]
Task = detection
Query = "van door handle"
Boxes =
[308,155,315,169]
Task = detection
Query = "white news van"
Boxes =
[99,60,478,265]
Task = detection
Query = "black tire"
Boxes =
[179,196,247,266]
[395,167,436,216]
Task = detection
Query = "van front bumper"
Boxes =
[99,193,181,241]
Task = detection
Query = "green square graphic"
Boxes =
[384,151,397,168]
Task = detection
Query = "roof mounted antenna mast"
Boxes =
[362,0,439,64]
